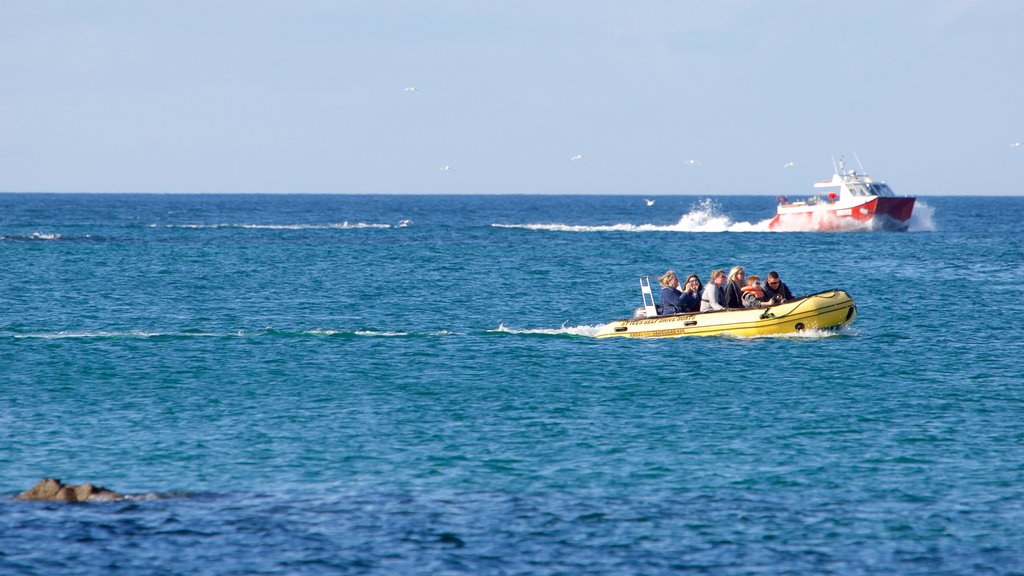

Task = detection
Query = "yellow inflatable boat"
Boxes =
[595,278,856,339]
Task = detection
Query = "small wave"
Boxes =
[298,328,410,337]
[303,328,452,337]
[488,322,601,337]
[0,232,64,241]
[31,232,62,240]
[493,198,772,233]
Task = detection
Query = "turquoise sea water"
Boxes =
[2,194,1023,574]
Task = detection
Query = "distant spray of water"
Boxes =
[907,201,936,232]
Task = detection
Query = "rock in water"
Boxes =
[17,478,123,502]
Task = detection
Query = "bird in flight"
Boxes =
[403,86,419,94]
[684,159,700,166]
[643,198,655,206]
[783,161,797,168]
[439,165,454,173]
[1011,142,1022,148]
[570,154,587,161]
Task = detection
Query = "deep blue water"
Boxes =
[2,194,1023,574]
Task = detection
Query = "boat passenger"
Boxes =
[700,269,728,312]
[741,275,770,308]
[679,273,703,312]
[658,270,686,315]
[721,266,746,309]
[763,271,795,304]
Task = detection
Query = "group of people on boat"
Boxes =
[658,267,794,315]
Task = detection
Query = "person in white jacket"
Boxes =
[700,269,728,312]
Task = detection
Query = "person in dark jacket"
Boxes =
[658,270,686,315]
[678,273,703,312]
[721,266,746,309]
[762,271,795,303]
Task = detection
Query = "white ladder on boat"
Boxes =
[640,276,658,318]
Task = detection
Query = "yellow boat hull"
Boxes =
[594,289,857,339]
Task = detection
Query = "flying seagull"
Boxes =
[684,159,700,166]
[1011,142,1022,148]
[570,154,587,161]
[403,86,419,94]
[439,165,454,173]
[643,198,655,206]
[783,161,797,168]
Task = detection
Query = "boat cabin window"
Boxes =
[848,184,870,197]
[868,183,894,197]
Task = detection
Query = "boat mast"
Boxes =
[853,150,865,173]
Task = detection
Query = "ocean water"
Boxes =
[1,193,1023,575]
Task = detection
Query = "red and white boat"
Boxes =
[769,158,915,231]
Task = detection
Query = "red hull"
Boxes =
[769,197,915,231]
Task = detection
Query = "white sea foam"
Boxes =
[726,326,858,340]
[489,322,602,337]
[907,201,936,232]
[492,198,773,233]
[1,232,64,241]
[767,207,874,232]
[353,330,410,337]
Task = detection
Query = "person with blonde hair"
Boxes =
[700,269,728,312]
[658,270,686,315]
[722,265,746,309]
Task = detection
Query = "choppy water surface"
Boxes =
[2,194,1023,574]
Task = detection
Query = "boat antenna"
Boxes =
[831,155,838,174]
[852,150,865,173]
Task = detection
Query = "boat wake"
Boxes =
[3,327,451,340]
[5,330,223,339]
[492,199,772,233]
[488,322,602,337]
[152,220,411,230]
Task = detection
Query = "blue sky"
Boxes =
[1,1,1022,194]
